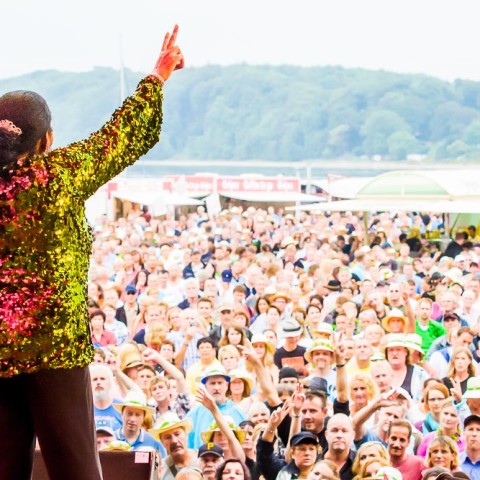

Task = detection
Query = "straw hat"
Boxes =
[201,416,246,444]
[282,236,297,249]
[404,333,424,355]
[381,308,407,332]
[113,390,155,417]
[121,351,144,372]
[445,267,464,284]
[304,339,334,364]
[149,412,193,441]
[272,292,291,303]
[228,368,255,392]
[382,334,410,356]
[251,334,275,355]
[311,322,333,337]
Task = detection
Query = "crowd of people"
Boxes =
[86,203,480,480]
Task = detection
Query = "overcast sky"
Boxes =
[3,0,480,81]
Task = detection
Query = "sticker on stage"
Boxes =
[135,452,150,463]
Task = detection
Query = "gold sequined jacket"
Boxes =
[0,76,163,377]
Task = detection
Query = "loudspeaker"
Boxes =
[33,450,155,480]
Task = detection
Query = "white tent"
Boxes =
[219,191,324,203]
[112,190,203,216]
[287,198,480,214]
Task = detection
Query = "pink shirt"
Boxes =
[393,454,425,480]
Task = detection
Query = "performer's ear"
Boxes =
[44,129,54,153]
[38,129,54,153]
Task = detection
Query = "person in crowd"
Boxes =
[442,347,477,395]
[351,442,390,479]
[198,443,225,480]
[90,309,117,347]
[186,337,223,394]
[215,458,252,480]
[113,390,162,453]
[274,318,307,373]
[149,412,197,479]
[308,459,340,480]
[186,366,246,449]
[387,420,425,480]
[321,414,356,480]
[460,414,480,477]
[102,302,129,344]
[383,335,428,401]
[417,400,465,457]
[418,383,451,434]
[425,436,460,473]
[257,427,322,480]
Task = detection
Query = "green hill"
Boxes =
[2,65,480,162]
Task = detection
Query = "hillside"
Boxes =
[1,65,480,162]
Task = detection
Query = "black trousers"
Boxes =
[0,366,102,480]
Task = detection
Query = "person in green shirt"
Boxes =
[415,297,446,353]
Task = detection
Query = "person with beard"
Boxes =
[185,366,246,449]
[387,420,424,480]
[321,414,356,480]
[89,364,122,430]
[149,412,197,480]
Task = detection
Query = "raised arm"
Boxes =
[174,326,196,370]
[333,332,349,405]
[352,390,398,442]
[50,25,184,199]
[239,345,281,407]
[195,386,246,462]
[402,291,416,333]
[142,347,189,394]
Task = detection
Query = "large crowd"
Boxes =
[86,203,480,480]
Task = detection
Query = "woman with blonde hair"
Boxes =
[418,383,450,434]
[349,373,377,417]
[218,345,241,373]
[144,322,168,351]
[166,306,182,332]
[228,369,260,413]
[308,459,340,480]
[356,457,392,480]
[352,441,390,478]
[417,399,465,457]
[249,333,279,385]
[444,346,477,394]
[425,436,460,472]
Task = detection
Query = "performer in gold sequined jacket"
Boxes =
[0,26,184,479]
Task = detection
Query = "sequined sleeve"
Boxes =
[0,75,164,378]
[47,75,163,199]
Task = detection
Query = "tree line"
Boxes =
[2,65,480,162]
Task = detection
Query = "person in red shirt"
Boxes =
[387,420,425,480]
[90,309,117,347]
